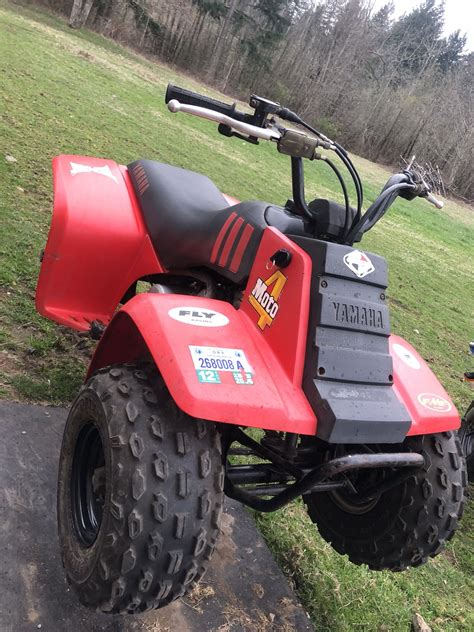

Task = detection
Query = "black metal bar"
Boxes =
[229,428,304,478]
[224,452,424,512]
[352,467,420,502]
[242,481,347,497]
[227,464,291,485]
[244,484,289,496]
[228,447,255,456]
[291,157,312,220]
[284,432,299,459]
[319,453,424,478]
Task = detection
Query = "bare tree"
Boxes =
[34,0,471,200]
[69,0,95,28]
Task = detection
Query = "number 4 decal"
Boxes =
[249,269,287,330]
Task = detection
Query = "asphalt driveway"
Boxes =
[0,401,313,632]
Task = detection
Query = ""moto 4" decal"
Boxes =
[249,270,287,330]
[343,250,375,278]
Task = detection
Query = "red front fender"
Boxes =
[88,293,316,434]
[390,335,460,435]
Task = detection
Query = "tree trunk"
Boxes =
[139,16,150,49]
[69,0,95,29]
[207,0,239,82]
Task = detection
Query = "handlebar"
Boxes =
[345,171,445,243]
[165,84,236,117]
[167,100,281,142]
[164,84,445,245]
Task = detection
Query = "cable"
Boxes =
[275,106,363,232]
[334,141,364,208]
[291,115,363,221]
[321,157,350,240]
[334,145,362,222]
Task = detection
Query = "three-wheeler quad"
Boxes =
[36,85,467,614]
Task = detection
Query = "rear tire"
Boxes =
[57,364,224,614]
[459,404,474,480]
[303,432,467,571]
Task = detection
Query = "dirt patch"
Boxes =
[20,563,40,624]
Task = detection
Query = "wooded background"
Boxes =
[27,1,473,201]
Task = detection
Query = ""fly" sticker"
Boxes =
[248,270,287,330]
[168,307,229,327]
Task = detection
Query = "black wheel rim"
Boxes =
[330,486,381,514]
[70,423,106,547]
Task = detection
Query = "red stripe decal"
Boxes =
[210,212,237,264]
[219,217,244,267]
[229,224,254,273]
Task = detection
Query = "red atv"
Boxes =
[36,85,467,614]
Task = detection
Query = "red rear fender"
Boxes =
[36,155,163,331]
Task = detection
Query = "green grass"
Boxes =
[0,2,473,630]
[254,499,473,631]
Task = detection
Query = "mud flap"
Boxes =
[292,237,411,443]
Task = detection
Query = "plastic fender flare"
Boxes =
[36,156,163,331]
[88,293,317,435]
[390,335,460,435]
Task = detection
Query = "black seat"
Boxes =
[128,160,308,282]
[128,160,271,282]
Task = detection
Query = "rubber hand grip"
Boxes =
[165,84,234,116]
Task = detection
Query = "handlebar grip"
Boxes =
[165,84,235,117]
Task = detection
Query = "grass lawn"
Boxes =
[0,2,473,630]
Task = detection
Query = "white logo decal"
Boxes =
[329,388,360,399]
[417,393,452,413]
[343,250,375,278]
[393,343,421,370]
[168,307,229,327]
[69,162,118,183]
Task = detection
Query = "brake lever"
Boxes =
[416,172,445,209]
[399,171,444,209]
[422,191,444,209]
